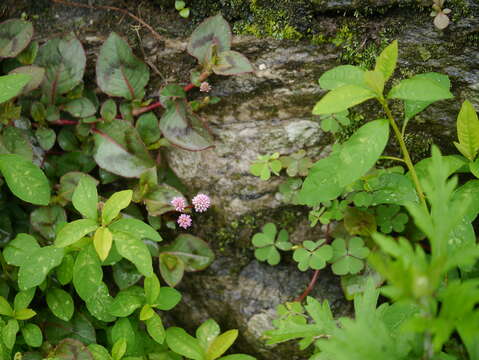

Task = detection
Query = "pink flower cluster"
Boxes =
[171,193,211,229]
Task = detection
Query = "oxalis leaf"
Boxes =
[35,33,86,103]
[93,120,155,178]
[187,14,231,65]
[0,153,50,205]
[96,32,149,100]
[160,101,214,151]
[0,19,34,58]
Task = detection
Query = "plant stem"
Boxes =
[294,270,320,302]
[379,99,427,209]
[379,155,406,164]
[132,101,164,117]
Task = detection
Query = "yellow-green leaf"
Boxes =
[139,304,155,321]
[14,308,36,320]
[454,100,479,161]
[206,330,238,360]
[102,190,133,225]
[364,70,385,96]
[55,219,98,247]
[94,227,113,261]
[374,40,398,81]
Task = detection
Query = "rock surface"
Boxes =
[3,0,479,359]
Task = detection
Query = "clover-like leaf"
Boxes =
[375,205,408,234]
[252,223,291,266]
[280,150,313,177]
[330,237,370,275]
[293,239,333,271]
[0,19,34,58]
[250,153,282,181]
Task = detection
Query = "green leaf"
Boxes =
[18,245,65,290]
[159,102,213,151]
[88,344,112,360]
[206,330,238,360]
[374,40,398,81]
[8,65,45,94]
[213,51,253,76]
[161,234,214,271]
[144,274,161,305]
[109,218,162,242]
[159,253,185,287]
[113,231,153,277]
[139,304,155,320]
[156,287,182,311]
[166,327,205,360]
[73,245,103,301]
[364,70,385,95]
[56,253,75,286]
[146,313,166,344]
[197,319,220,351]
[0,296,13,317]
[85,283,116,322]
[175,0,185,10]
[187,14,231,64]
[388,76,453,102]
[102,190,132,225]
[312,85,376,115]
[109,286,144,317]
[403,73,451,121]
[0,74,31,104]
[454,100,479,161]
[100,99,117,122]
[1,126,33,161]
[111,319,136,357]
[96,32,149,100]
[336,119,389,186]
[0,153,50,205]
[13,288,35,311]
[63,97,96,118]
[318,65,366,90]
[0,19,33,58]
[330,237,369,275]
[21,323,42,348]
[47,287,75,321]
[14,308,36,320]
[136,112,161,145]
[55,219,99,247]
[112,338,127,360]
[94,227,113,261]
[3,233,39,266]
[73,175,99,221]
[93,121,155,178]
[2,319,19,349]
[218,356,256,360]
[35,127,56,151]
[35,34,86,103]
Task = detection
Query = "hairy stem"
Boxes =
[379,99,427,209]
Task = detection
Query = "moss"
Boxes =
[447,0,472,21]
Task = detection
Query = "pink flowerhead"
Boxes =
[192,193,210,213]
[177,214,192,229]
[171,197,186,212]
[200,81,212,93]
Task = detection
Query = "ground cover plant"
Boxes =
[251,41,479,359]
[0,14,256,360]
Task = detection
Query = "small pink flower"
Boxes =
[192,193,210,212]
[171,197,186,212]
[177,214,192,229]
[200,82,212,93]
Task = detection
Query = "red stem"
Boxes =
[294,270,320,303]
[52,119,78,125]
[183,83,195,92]
[132,101,164,117]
